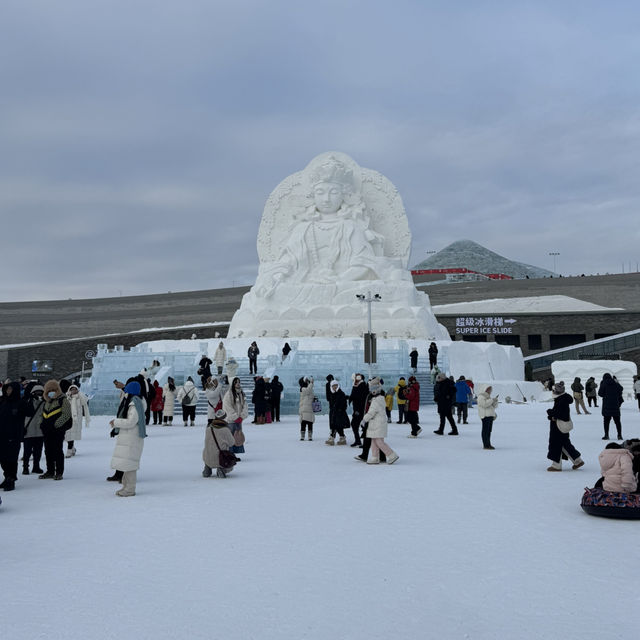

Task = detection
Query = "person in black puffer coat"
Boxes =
[0,382,26,491]
[433,373,458,435]
[348,374,369,447]
[546,381,584,472]
[598,373,624,440]
[326,380,349,445]
[251,377,268,424]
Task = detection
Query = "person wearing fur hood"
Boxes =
[546,381,584,472]
[202,409,236,478]
[64,384,90,458]
[597,443,638,493]
[360,378,399,465]
[39,380,72,480]
[109,380,147,497]
[476,384,498,450]
[22,383,45,475]
[204,377,225,425]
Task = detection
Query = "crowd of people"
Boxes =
[2,358,638,498]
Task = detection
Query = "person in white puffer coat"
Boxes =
[476,384,499,450]
[177,377,199,427]
[361,377,399,465]
[109,381,147,497]
[65,384,90,458]
[213,342,227,375]
[598,443,638,493]
[162,377,177,425]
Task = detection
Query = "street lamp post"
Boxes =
[549,252,560,274]
[356,291,381,380]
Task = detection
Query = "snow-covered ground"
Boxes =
[433,295,622,313]
[4,403,639,640]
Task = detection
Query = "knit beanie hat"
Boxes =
[215,409,227,420]
[124,381,141,396]
[552,381,565,396]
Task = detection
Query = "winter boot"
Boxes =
[39,471,55,479]
[202,465,212,478]
[184,421,188,427]
[448,430,459,436]
[22,463,29,475]
[300,431,305,441]
[307,430,313,441]
[216,468,227,478]
[337,436,347,445]
[546,461,562,472]
[32,465,44,474]
[572,458,585,470]
[53,474,63,481]
[2,479,15,491]
[367,457,380,465]
[325,436,335,446]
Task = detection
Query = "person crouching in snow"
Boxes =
[361,377,398,465]
[109,381,147,497]
[202,409,237,478]
[326,380,348,445]
[546,381,584,472]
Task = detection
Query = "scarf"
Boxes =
[116,394,147,438]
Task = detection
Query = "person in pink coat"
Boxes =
[597,443,638,492]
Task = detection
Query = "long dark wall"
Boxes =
[5,325,230,382]
[2,273,639,380]
[0,286,249,344]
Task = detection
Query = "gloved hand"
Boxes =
[110,428,118,438]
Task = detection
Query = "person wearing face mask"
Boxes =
[22,384,46,475]
[39,380,73,481]
[65,384,90,457]
[0,381,27,491]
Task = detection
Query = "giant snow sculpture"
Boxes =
[228,152,449,339]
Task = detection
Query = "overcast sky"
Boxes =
[2,1,640,302]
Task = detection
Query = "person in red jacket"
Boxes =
[150,380,164,425]
[405,376,422,437]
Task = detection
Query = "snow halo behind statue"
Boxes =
[229,151,449,340]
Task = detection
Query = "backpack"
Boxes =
[181,388,194,407]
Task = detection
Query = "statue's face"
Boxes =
[313,181,344,214]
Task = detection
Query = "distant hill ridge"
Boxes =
[412,239,556,279]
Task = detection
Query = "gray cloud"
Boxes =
[1,1,640,301]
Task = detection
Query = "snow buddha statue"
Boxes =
[228,151,449,339]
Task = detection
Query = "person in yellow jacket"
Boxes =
[394,377,408,424]
[385,389,394,424]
